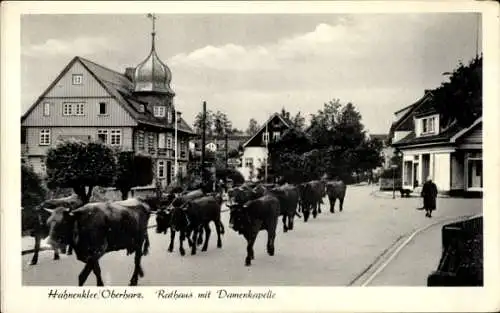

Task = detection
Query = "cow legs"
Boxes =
[92,260,104,286]
[330,197,336,213]
[142,233,150,256]
[266,228,276,256]
[191,227,198,255]
[245,232,257,266]
[201,224,211,252]
[318,200,322,214]
[130,243,145,286]
[312,204,318,218]
[197,227,204,246]
[287,214,294,231]
[179,231,186,256]
[339,197,344,212]
[215,220,223,248]
[282,215,288,233]
[53,249,60,260]
[30,236,41,265]
[78,262,93,286]
[303,209,310,222]
[67,245,73,255]
[168,229,176,252]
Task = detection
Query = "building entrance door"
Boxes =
[413,163,419,187]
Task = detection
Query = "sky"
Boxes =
[21,13,481,134]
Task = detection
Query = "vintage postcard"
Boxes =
[1,1,499,312]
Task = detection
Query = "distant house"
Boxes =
[390,91,482,196]
[238,113,292,181]
[21,28,195,189]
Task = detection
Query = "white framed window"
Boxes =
[99,102,107,115]
[72,74,83,85]
[166,134,172,149]
[158,133,166,149]
[157,160,166,178]
[63,102,85,116]
[421,116,436,135]
[245,157,254,168]
[97,130,108,143]
[110,130,121,146]
[75,103,85,115]
[273,131,280,141]
[63,103,73,116]
[43,102,50,116]
[39,129,51,146]
[262,132,269,144]
[466,152,483,190]
[154,106,166,118]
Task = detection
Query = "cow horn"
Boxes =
[43,208,54,213]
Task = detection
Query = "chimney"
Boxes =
[124,67,135,82]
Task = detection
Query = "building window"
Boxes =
[245,157,254,168]
[157,160,166,178]
[171,164,175,180]
[139,104,145,113]
[97,130,108,143]
[99,102,107,115]
[63,102,85,116]
[158,133,166,149]
[166,134,172,149]
[154,106,166,118]
[262,132,269,144]
[63,103,73,116]
[110,130,122,146]
[167,110,172,123]
[39,129,50,146]
[43,102,50,116]
[75,103,85,115]
[137,130,145,150]
[72,74,83,85]
[273,131,280,141]
[421,116,436,135]
[147,133,154,151]
[40,160,47,174]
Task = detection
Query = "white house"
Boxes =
[391,91,482,197]
[237,113,292,181]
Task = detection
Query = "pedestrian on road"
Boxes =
[421,176,438,218]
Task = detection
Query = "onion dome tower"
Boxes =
[134,14,175,96]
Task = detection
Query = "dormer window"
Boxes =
[421,116,436,135]
[154,106,166,118]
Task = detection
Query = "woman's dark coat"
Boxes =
[421,181,438,211]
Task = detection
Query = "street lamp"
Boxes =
[174,110,182,182]
[391,164,398,199]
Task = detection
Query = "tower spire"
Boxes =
[147,13,157,49]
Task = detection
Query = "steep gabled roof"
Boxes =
[388,91,434,140]
[242,113,291,148]
[21,56,195,135]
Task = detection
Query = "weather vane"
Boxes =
[147,13,157,35]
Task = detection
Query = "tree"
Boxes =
[45,140,116,203]
[22,163,47,210]
[279,107,306,130]
[212,111,233,138]
[433,55,482,128]
[246,118,260,135]
[114,151,153,200]
[193,110,214,136]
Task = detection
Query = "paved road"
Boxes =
[22,185,482,286]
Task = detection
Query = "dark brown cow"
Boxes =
[170,194,225,256]
[23,194,84,265]
[228,194,280,266]
[268,184,300,232]
[326,180,347,213]
[299,180,325,222]
[45,198,151,286]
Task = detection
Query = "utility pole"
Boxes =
[201,101,206,186]
[225,131,229,168]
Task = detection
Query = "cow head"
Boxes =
[169,205,190,232]
[228,202,251,235]
[44,206,76,251]
[155,208,172,234]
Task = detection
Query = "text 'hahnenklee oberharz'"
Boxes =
[47,288,276,300]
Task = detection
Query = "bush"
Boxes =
[115,151,153,199]
[21,163,47,210]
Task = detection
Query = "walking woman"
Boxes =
[421,176,438,218]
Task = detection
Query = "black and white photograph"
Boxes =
[2,1,500,312]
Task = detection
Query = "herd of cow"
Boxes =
[22,178,346,286]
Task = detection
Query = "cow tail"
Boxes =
[295,210,302,218]
[142,233,150,256]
